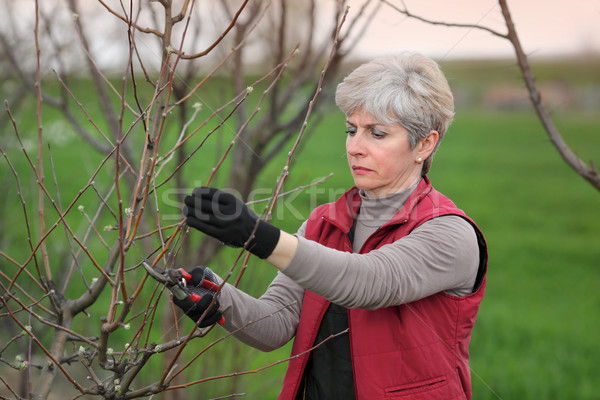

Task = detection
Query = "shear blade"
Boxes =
[142,259,190,301]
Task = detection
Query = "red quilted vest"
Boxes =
[278,178,488,400]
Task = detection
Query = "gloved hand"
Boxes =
[183,187,280,259]
[172,266,225,328]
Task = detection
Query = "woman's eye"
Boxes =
[371,129,388,139]
[345,127,357,136]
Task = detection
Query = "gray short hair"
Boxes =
[335,52,454,175]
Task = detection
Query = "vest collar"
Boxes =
[324,177,434,233]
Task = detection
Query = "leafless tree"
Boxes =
[0,0,376,398]
[382,0,600,191]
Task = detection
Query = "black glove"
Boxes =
[172,266,225,328]
[183,187,280,259]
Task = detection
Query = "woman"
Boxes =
[177,52,488,400]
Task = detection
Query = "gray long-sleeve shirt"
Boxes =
[218,186,479,352]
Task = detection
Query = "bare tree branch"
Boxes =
[383,0,600,191]
[381,0,507,38]
[498,0,600,190]
[181,0,251,59]
[97,0,163,37]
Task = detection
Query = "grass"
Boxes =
[1,65,599,399]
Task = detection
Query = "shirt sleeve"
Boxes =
[281,215,480,309]
[215,220,309,352]
[218,272,304,352]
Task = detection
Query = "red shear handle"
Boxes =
[181,268,225,325]
[188,293,225,325]
[180,269,221,292]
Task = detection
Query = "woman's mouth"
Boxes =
[352,165,373,175]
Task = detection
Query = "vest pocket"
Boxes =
[384,376,447,397]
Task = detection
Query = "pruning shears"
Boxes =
[142,259,225,324]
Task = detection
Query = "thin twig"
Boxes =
[97,0,162,36]
[0,297,86,394]
[170,0,273,110]
[0,141,44,283]
[5,102,117,289]
[246,173,334,205]
[206,44,299,185]
[0,270,54,317]
[34,0,52,283]
[181,0,251,59]
[235,7,349,286]
[381,0,507,38]
[167,328,349,391]
[1,286,98,347]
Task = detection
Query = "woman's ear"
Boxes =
[417,130,439,160]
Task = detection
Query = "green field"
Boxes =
[1,59,599,399]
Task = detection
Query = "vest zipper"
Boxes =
[347,308,359,398]
[343,231,359,399]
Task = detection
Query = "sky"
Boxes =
[7,0,598,73]
[345,0,600,60]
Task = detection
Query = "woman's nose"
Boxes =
[347,133,366,156]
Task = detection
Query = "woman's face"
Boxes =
[346,109,428,197]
